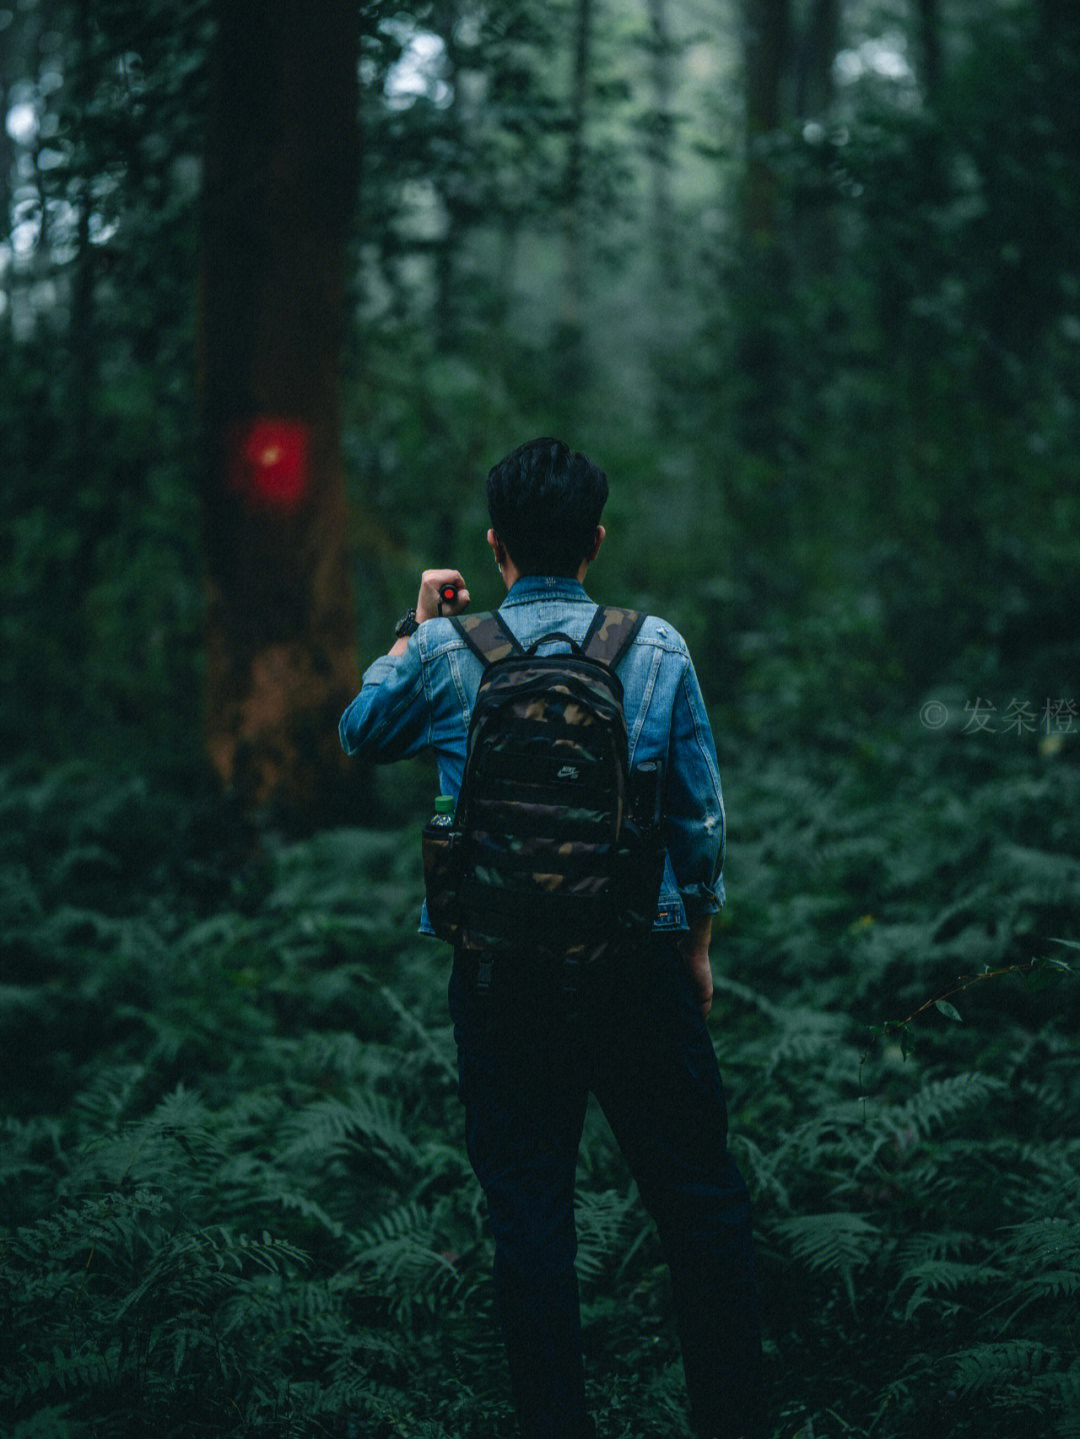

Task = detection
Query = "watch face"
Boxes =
[395,609,419,638]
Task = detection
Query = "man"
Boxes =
[339,438,764,1439]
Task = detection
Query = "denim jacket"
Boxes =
[339,576,726,934]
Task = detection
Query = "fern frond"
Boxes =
[2,1404,77,1439]
[899,1259,1004,1320]
[951,1339,1058,1398]
[345,1198,461,1319]
[906,1074,1004,1132]
[277,1089,418,1178]
[16,1342,122,1404]
[776,1211,883,1276]
[775,1210,885,1311]
[573,1188,635,1289]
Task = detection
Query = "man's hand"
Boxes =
[389,569,471,656]
[416,569,470,622]
[681,915,714,1018]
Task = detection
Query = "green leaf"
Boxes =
[935,1000,963,1022]
[900,1027,915,1060]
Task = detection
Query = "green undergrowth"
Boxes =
[1,723,1078,1439]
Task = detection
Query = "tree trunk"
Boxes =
[795,0,839,120]
[69,0,95,489]
[792,0,840,287]
[740,0,789,250]
[736,0,791,459]
[199,0,361,827]
[557,0,592,399]
[646,0,676,286]
[0,41,14,338]
[915,0,941,110]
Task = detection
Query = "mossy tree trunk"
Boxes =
[199,0,361,826]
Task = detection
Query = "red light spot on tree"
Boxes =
[231,417,311,510]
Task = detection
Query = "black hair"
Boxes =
[486,437,608,577]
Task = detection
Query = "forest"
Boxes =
[1,0,1078,1435]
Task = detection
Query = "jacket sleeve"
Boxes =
[339,640,433,763]
[663,653,726,916]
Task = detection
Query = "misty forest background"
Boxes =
[2,0,1079,1436]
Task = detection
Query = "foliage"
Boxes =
[3,0,1079,766]
[2,722,1078,1436]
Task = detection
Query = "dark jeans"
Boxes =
[448,937,765,1439]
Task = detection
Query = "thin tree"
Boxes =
[736,0,791,459]
[792,0,840,286]
[557,0,593,399]
[646,0,677,286]
[199,0,361,825]
[740,0,789,252]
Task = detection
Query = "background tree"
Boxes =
[735,0,791,465]
[198,0,361,825]
[557,0,596,403]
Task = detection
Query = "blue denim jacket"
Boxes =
[339,576,726,934]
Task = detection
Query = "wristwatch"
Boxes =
[394,608,420,639]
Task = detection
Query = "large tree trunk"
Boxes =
[199,0,361,826]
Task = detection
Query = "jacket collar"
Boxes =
[500,576,592,608]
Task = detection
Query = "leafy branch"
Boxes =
[863,942,1076,1065]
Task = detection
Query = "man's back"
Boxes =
[340,574,726,938]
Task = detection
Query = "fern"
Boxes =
[3,743,1079,1438]
[774,1211,883,1274]
[277,1088,419,1180]
[345,1198,465,1321]
[899,1259,1005,1320]
[951,1339,1059,1399]
[2,1406,78,1439]
[573,1188,635,1290]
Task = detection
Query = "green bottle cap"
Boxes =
[434,795,455,815]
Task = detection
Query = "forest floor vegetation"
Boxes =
[1,716,1078,1439]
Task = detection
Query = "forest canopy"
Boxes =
[2,0,1077,782]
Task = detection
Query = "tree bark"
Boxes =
[736,0,791,459]
[0,35,14,338]
[646,0,676,285]
[199,0,361,826]
[557,0,592,398]
[740,0,789,250]
[914,0,941,110]
[796,0,839,120]
[69,0,95,488]
[793,0,840,286]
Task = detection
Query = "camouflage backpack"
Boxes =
[421,605,666,997]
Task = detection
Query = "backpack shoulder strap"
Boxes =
[450,610,523,667]
[580,605,646,671]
